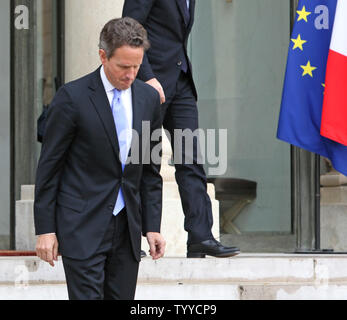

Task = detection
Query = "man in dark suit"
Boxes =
[123,0,240,258]
[34,17,166,300]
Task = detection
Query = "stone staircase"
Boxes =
[1,254,347,300]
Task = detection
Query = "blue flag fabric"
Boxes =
[277,0,347,176]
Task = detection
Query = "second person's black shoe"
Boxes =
[187,239,240,258]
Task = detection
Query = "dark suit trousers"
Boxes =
[62,209,139,300]
[161,72,214,245]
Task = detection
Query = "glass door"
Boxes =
[11,0,63,249]
[190,0,295,252]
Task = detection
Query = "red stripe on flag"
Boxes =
[321,49,347,146]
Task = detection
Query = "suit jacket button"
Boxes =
[177,61,182,66]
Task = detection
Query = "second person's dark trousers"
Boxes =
[160,71,215,245]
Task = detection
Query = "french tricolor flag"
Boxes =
[321,0,347,146]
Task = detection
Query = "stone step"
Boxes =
[321,186,347,204]
[1,254,347,300]
[320,172,347,187]
[20,185,35,201]
[3,282,347,300]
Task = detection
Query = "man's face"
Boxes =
[99,45,144,90]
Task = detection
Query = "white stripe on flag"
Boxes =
[330,0,347,56]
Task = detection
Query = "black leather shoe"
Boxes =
[187,239,240,258]
[141,250,147,258]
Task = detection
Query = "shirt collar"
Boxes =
[100,66,132,99]
[100,66,115,94]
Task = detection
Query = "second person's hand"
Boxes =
[146,78,166,104]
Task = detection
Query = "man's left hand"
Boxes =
[146,232,166,260]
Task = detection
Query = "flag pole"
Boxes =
[313,154,335,253]
[314,154,321,250]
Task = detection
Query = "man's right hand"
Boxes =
[36,234,59,267]
[146,78,166,104]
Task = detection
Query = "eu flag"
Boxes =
[277,0,347,176]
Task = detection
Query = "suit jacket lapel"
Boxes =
[88,68,122,166]
[127,80,145,167]
[176,0,189,26]
[187,0,195,32]
[131,80,143,139]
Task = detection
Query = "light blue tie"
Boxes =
[111,88,129,216]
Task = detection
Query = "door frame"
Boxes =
[10,0,65,249]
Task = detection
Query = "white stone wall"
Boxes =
[65,0,124,82]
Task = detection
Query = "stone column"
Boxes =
[16,186,36,251]
[65,0,125,82]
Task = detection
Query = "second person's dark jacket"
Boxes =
[122,0,197,99]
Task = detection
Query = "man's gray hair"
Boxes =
[99,17,150,59]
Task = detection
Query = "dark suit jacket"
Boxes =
[122,0,197,99]
[34,67,163,262]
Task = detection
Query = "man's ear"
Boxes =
[99,49,107,65]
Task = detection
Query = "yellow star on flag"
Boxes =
[301,61,317,77]
[291,34,307,51]
[297,6,311,22]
